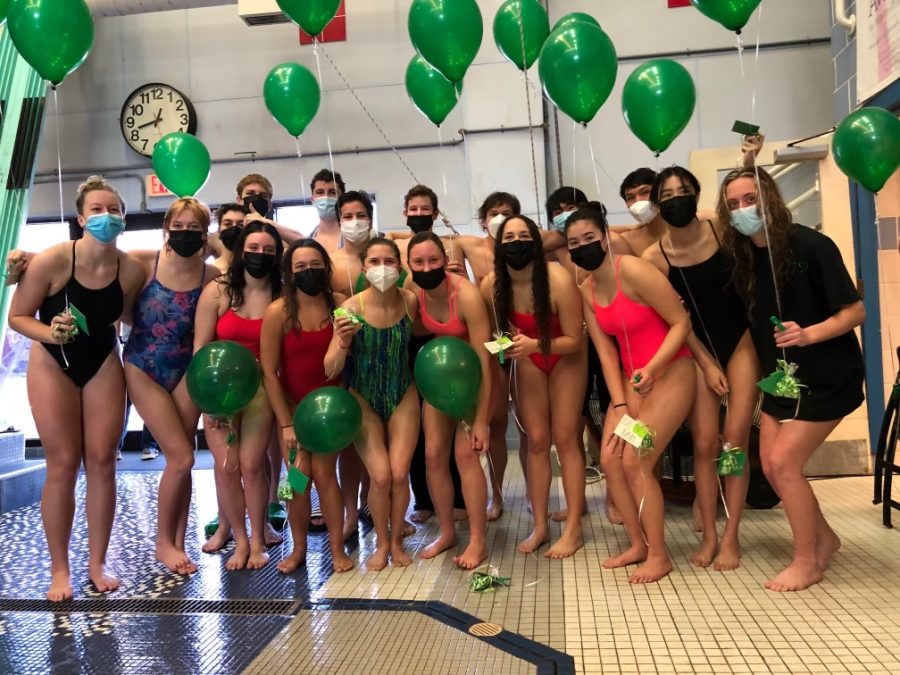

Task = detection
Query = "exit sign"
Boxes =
[146,174,174,197]
[668,0,692,7]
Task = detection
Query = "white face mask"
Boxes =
[365,264,399,292]
[341,218,371,244]
[487,214,506,239]
[628,200,658,225]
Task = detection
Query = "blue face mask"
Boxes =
[729,205,764,236]
[552,211,569,231]
[84,212,125,244]
[314,197,338,220]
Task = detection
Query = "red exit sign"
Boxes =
[146,174,173,198]
[299,0,346,45]
[668,0,692,7]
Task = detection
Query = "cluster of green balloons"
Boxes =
[833,107,900,194]
[294,386,362,455]
[277,0,341,37]
[414,337,482,421]
[690,0,762,34]
[187,341,261,417]
[152,132,211,198]
[6,0,94,86]
[622,59,697,155]
[264,62,321,138]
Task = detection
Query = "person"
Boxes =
[331,190,377,296]
[325,237,420,571]
[274,169,346,251]
[407,233,492,568]
[391,185,467,276]
[193,222,283,570]
[261,238,355,573]
[642,166,757,571]
[453,192,522,286]
[122,197,220,574]
[8,176,146,601]
[481,216,586,558]
[566,206,696,583]
[719,167,864,591]
[210,203,246,273]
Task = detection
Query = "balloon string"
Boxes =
[53,89,64,227]
[294,137,303,159]
[751,4,763,121]
[312,39,337,191]
[516,12,542,227]
[736,33,745,78]
[437,126,449,199]
[572,120,577,192]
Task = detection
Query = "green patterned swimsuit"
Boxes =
[345,293,413,421]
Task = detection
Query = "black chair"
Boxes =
[873,347,900,527]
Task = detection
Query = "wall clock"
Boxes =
[120,83,198,157]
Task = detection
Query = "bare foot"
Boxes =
[606,500,624,526]
[692,499,703,532]
[453,540,488,570]
[453,508,468,522]
[390,542,413,567]
[264,523,283,547]
[765,560,823,592]
[365,546,389,572]
[816,528,841,571]
[689,539,718,568]
[89,564,120,593]
[400,521,416,537]
[420,533,457,560]
[602,544,648,569]
[486,499,503,522]
[47,570,73,603]
[546,531,584,559]
[276,549,307,574]
[332,551,355,573]
[202,527,233,553]
[225,542,250,571]
[156,544,194,575]
[550,503,588,523]
[629,556,673,584]
[342,517,359,542]
[247,546,270,570]
[517,528,550,554]
[714,539,742,571]
[409,510,433,524]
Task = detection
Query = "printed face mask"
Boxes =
[365,264,400,292]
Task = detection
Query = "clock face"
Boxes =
[120,83,198,157]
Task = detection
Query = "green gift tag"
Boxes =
[68,303,90,336]
[632,421,655,455]
[288,466,309,495]
[333,307,364,326]
[469,571,511,593]
[716,444,746,477]
[277,476,293,502]
[757,359,805,400]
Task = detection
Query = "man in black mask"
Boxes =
[394,184,468,277]
[210,203,246,273]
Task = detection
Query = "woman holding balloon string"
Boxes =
[8,177,146,601]
[406,232,493,569]
[480,216,586,559]
[193,222,283,571]
[719,167,864,592]
[325,237,420,571]
[565,207,695,584]
[122,197,220,575]
[641,166,758,572]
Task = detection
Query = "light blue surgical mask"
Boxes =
[84,212,125,244]
[314,196,338,220]
[552,211,569,231]
[729,205,764,237]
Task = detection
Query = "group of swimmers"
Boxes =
[4,132,866,601]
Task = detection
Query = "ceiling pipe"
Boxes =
[833,0,856,35]
[86,0,234,18]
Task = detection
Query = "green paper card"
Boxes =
[68,303,90,336]
[288,466,309,495]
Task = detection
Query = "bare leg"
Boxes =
[453,422,489,569]
[338,446,361,540]
[277,450,310,574]
[237,386,275,570]
[486,361,509,521]
[420,403,457,560]
[387,387,420,567]
[205,418,251,570]
[312,454,354,573]
[688,367,721,568]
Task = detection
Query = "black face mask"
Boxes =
[658,195,698,229]
[412,267,445,291]
[243,194,272,218]
[292,268,329,296]
[243,252,277,279]
[570,241,607,271]
[500,240,535,271]
[168,229,205,258]
[219,226,242,252]
[407,214,434,234]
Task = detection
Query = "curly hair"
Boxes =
[281,238,335,331]
[223,221,284,310]
[717,167,795,317]
[492,216,551,356]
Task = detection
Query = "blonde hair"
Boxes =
[163,197,211,232]
[75,175,125,215]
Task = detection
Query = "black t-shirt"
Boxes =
[751,225,864,392]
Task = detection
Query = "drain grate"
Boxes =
[468,622,503,637]
[0,597,301,616]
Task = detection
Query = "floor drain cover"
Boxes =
[468,622,503,637]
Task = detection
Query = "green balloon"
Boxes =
[493,0,550,71]
[833,107,900,194]
[622,59,696,154]
[538,22,618,125]
[187,341,261,417]
[276,0,341,37]
[294,386,362,455]
[7,0,94,85]
[152,132,211,198]
[552,12,599,32]
[264,62,320,138]
[414,337,482,421]
[690,0,761,33]
[406,55,462,127]
[409,0,483,83]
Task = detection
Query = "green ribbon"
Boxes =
[495,333,513,365]
[716,443,746,477]
[333,307,365,326]
[277,475,293,502]
[469,572,511,593]
[632,421,655,455]
[757,359,806,400]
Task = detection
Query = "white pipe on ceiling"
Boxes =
[86,0,234,18]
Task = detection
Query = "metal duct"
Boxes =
[86,0,234,18]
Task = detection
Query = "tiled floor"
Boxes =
[0,460,899,673]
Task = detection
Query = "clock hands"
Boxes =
[136,108,163,130]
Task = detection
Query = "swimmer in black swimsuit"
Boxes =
[7,177,145,602]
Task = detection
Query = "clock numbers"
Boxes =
[121,83,196,157]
